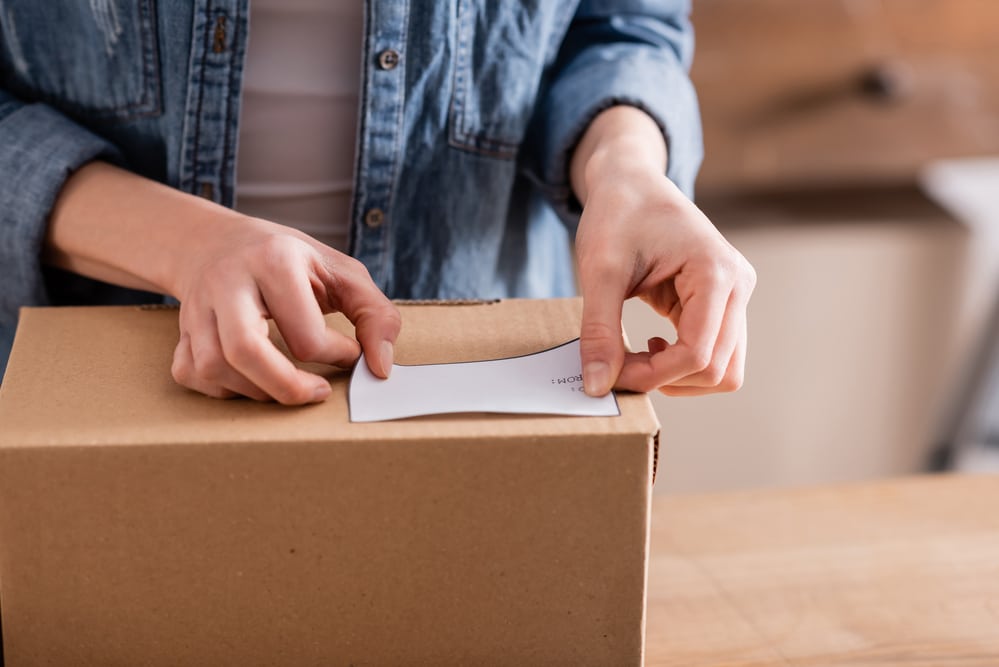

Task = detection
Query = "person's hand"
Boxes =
[168,217,401,404]
[44,161,399,405]
[570,107,756,397]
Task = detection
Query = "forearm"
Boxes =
[43,161,243,296]
[569,106,669,206]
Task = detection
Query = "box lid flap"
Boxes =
[0,299,659,448]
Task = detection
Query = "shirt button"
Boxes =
[364,208,386,228]
[377,49,401,70]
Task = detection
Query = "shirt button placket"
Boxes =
[181,0,246,206]
[351,2,410,293]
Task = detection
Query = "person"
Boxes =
[0,0,755,404]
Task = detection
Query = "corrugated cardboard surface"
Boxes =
[0,299,658,666]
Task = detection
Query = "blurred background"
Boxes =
[624,0,999,493]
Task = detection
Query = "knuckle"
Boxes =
[287,333,327,362]
[191,346,226,381]
[699,259,734,289]
[719,368,745,393]
[701,362,728,386]
[357,299,403,333]
[171,356,190,386]
[343,255,370,277]
[684,346,713,374]
[719,375,744,393]
[224,332,262,368]
[580,320,621,345]
[272,383,313,406]
[382,305,403,333]
[178,307,196,331]
[581,253,626,284]
[256,235,302,272]
[732,254,757,293]
[329,254,368,283]
[322,255,371,300]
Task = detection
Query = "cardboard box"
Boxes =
[0,299,659,666]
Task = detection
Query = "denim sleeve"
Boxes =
[523,0,703,228]
[0,90,122,379]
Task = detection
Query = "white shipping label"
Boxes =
[348,338,620,423]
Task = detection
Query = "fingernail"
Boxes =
[313,383,332,402]
[584,361,611,396]
[380,341,394,378]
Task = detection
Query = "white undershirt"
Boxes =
[235,1,363,252]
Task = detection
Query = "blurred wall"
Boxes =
[628,0,999,493]
[691,0,999,194]
[625,190,971,493]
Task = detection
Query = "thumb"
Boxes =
[352,299,403,379]
[579,268,628,397]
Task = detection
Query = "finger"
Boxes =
[327,256,402,379]
[183,308,270,401]
[670,284,747,388]
[183,309,274,401]
[185,307,237,392]
[215,288,332,405]
[648,336,669,355]
[171,332,237,399]
[660,325,747,396]
[256,257,360,367]
[620,337,671,368]
[578,259,630,397]
[616,266,731,392]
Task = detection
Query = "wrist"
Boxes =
[571,106,668,205]
[162,205,245,298]
[583,140,665,199]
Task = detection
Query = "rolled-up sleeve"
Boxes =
[0,91,120,320]
[0,91,122,376]
[524,0,703,227]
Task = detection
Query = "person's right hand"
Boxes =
[44,161,399,405]
[168,216,401,404]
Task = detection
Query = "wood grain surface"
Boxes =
[646,475,999,666]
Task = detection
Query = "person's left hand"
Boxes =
[571,107,756,397]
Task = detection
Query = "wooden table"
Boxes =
[645,475,999,666]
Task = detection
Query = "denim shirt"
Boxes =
[0,0,701,378]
